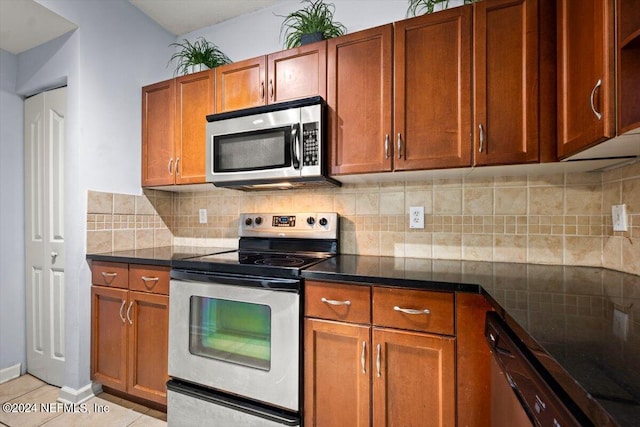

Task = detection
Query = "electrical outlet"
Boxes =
[613,308,629,340]
[612,204,628,232]
[410,206,424,229]
[199,208,207,224]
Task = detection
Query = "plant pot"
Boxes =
[300,32,325,46]
[186,64,210,74]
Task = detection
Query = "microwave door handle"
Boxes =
[291,123,301,169]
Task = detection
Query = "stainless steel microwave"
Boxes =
[206,96,339,191]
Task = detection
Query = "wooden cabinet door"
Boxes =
[304,319,371,427]
[127,291,169,405]
[91,286,128,391]
[175,70,214,185]
[268,41,327,104]
[328,25,393,175]
[372,328,455,427]
[557,0,615,158]
[395,6,472,171]
[474,0,540,166]
[142,79,175,186]
[216,56,266,113]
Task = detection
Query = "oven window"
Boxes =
[214,127,291,172]
[189,296,271,371]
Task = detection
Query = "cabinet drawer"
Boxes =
[373,287,454,335]
[91,261,128,288]
[305,281,370,324]
[129,265,170,295]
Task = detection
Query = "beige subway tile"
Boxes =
[464,187,493,215]
[530,187,563,215]
[527,235,563,264]
[463,176,494,187]
[566,172,601,185]
[87,191,113,214]
[340,231,357,254]
[406,189,433,214]
[405,233,432,258]
[380,232,405,257]
[432,233,461,259]
[565,185,602,215]
[113,230,135,251]
[87,230,113,254]
[462,234,493,261]
[564,236,602,267]
[113,194,135,214]
[603,160,640,183]
[355,231,380,255]
[529,173,564,186]
[434,187,462,214]
[380,192,405,215]
[334,193,356,215]
[154,229,172,247]
[622,236,640,275]
[622,177,640,214]
[494,235,526,263]
[135,195,156,215]
[494,175,528,186]
[356,192,379,215]
[135,230,154,249]
[494,187,527,215]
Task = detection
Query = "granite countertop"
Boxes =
[86,248,640,426]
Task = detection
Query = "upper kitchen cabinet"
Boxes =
[328,25,393,175]
[216,41,327,113]
[557,0,616,158]
[141,69,214,187]
[616,0,640,135]
[395,6,472,171]
[474,0,556,166]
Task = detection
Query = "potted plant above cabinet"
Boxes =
[406,0,477,16]
[168,37,231,76]
[278,0,347,48]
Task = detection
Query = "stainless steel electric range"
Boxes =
[167,212,338,427]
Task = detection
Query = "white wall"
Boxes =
[0,49,26,376]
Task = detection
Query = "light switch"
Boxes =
[612,204,627,232]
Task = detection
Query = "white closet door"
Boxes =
[24,87,66,387]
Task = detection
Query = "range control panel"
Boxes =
[239,212,338,238]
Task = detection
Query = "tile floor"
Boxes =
[0,375,166,427]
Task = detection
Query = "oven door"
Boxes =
[207,108,302,185]
[169,271,300,411]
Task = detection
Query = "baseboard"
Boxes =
[0,363,22,384]
[58,382,102,404]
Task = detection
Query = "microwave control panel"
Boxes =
[302,122,319,166]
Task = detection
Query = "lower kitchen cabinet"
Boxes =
[304,281,456,427]
[90,261,169,406]
[372,328,455,427]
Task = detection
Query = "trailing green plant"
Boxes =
[168,37,231,76]
[406,0,476,16]
[278,0,347,49]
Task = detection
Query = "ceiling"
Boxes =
[0,0,285,55]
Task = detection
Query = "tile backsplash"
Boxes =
[87,161,640,275]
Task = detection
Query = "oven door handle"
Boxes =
[171,270,300,292]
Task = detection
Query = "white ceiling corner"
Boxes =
[128,0,286,36]
[0,0,77,55]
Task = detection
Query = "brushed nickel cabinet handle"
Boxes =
[478,124,484,153]
[175,157,180,176]
[168,158,174,175]
[384,134,390,159]
[101,272,117,278]
[376,343,381,378]
[321,297,351,306]
[261,81,265,100]
[361,341,366,374]
[126,301,133,325]
[269,79,274,99]
[141,276,159,282]
[119,300,126,323]
[590,79,603,120]
[397,133,402,159]
[393,305,431,315]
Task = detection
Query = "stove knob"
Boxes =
[245,218,253,226]
[307,217,315,225]
[319,217,328,227]
[255,216,263,225]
